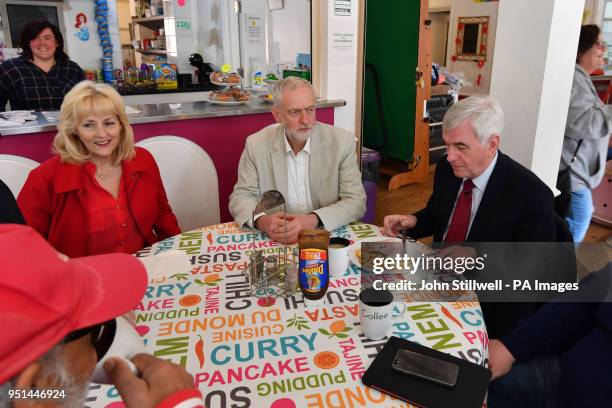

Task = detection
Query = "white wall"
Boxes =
[490,0,584,189]
[165,0,194,73]
[430,0,452,11]
[317,0,361,135]
[446,0,498,95]
[191,0,226,68]
[583,0,605,24]
[430,11,449,66]
[270,0,310,64]
[237,0,269,86]
[64,0,122,70]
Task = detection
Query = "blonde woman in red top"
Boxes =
[18,81,180,257]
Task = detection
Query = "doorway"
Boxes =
[429,10,450,67]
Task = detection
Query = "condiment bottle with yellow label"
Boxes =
[298,229,330,304]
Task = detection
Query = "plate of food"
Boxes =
[206,99,247,106]
[210,71,242,86]
[258,93,273,103]
[207,88,250,105]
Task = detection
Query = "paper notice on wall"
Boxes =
[329,21,355,65]
[334,0,352,17]
[246,15,264,46]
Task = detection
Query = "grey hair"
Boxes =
[0,345,89,408]
[271,76,314,107]
[442,95,505,144]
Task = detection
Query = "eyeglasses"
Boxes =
[285,107,316,119]
[63,319,116,361]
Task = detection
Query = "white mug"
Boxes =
[91,316,146,384]
[329,237,351,277]
[359,288,407,340]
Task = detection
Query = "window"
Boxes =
[0,1,65,48]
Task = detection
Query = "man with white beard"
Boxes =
[229,77,366,244]
[0,225,204,408]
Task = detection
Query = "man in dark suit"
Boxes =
[383,95,556,337]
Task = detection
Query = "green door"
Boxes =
[362,0,421,162]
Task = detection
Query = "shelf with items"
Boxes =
[132,16,164,30]
[134,0,165,19]
[134,48,167,55]
[132,16,164,23]
[130,0,169,67]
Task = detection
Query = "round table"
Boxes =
[89,222,489,407]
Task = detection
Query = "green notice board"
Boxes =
[362,0,421,162]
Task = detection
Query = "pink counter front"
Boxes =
[0,101,343,221]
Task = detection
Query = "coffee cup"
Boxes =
[91,316,146,384]
[329,237,351,277]
[359,288,407,340]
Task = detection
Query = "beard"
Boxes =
[38,346,91,408]
[285,126,314,144]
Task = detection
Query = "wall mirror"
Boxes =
[455,16,488,61]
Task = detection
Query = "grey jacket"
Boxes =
[561,65,611,191]
[229,122,366,231]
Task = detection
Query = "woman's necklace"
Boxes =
[95,165,121,180]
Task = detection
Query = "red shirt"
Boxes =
[18,147,180,258]
[82,163,145,255]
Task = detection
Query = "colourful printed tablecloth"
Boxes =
[88,223,489,408]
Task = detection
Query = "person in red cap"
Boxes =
[0,225,204,408]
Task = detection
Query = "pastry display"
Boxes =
[209,71,242,85]
[209,87,250,102]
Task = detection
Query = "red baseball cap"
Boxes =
[0,224,148,384]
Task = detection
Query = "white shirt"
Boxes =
[443,151,498,240]
[284,133,314,214]
[250,133,313,228]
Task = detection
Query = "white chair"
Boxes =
[136,136,220,231]
[0,154,39,197]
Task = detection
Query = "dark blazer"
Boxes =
[409,152,557,338]
[500,267,612,407]
[0,179,25,224]
[410,151,556,243]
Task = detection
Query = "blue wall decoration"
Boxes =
[94,0,113,82]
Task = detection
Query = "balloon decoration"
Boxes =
[94,0,113,83]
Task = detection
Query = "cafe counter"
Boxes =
[0,98,346,221]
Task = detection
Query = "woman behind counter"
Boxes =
[561,24,612,243]
[0,20,84,111]
[17,81,181,257]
